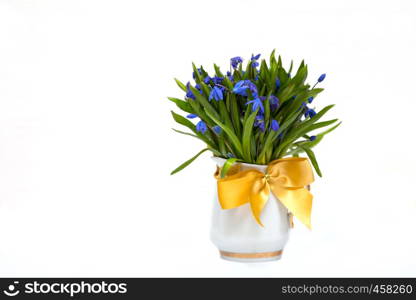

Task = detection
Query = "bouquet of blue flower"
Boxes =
[169,50,340,176]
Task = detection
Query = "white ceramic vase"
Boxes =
[210,157,290,262]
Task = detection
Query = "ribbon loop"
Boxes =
[216,157,314,229]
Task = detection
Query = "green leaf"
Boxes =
[287,121,342,156]
[192,63,203,82]
[167,97,193,113]
[174,78,187,92]
[299,146,322,177]
[307,119,339,133]
[320,121,342,136]
[220,158,239,178]
[229,94,242,138]
[283,104,336,144]
[291,64,308,87]
[257,110,301,163]
[242,110,258,162]
[171,148,210,175]
[278,83,296,102]
[218,100,234,133]
[172,128,198,138]
[171,111,196,131]
[205,110,244,158]
[288,60,294,74]
[213,64,225,78]
[270,49,277,66]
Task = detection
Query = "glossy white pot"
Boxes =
[210,157,290,262]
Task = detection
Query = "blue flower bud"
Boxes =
[251,54,261,61]
[310,135,317,141]
[307,108,317,118]
[213,125,222,134]
[254,115,265,132]
[271,120,280,131]
[318,73,326,82]
[308,97,314,103]
[196,120,207,134]
[185,82,195,100]
[186,114,198,119]
[269,95,280,111]
[195,84,203,94]
[275,78,281,90]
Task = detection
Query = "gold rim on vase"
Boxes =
[219,250,283,259]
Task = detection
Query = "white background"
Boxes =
[1,0,415,277]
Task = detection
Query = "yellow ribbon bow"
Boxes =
[216,157,315,229]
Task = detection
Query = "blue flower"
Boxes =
[254,115,265,132]
[246,97,264,113]
[310,135,317,141]
[209,86,223,101]
[252,61,259,68]
[212,76,224,85]
[251,54,261,61]
[275,78,281,90]
[306,108,316,118]
[271,119,280,131]
[196,120,207,134]
[203,76,211,84]
[230,56,243,69]
[213,125,222,134]
[269,95,280,111]
[308,96,314,103]
[232,80,258,97]
[226,71,234,82]
[186,114,198,119]
[233,80,247,95]
[186,82,195,100]
[318,73,326,82]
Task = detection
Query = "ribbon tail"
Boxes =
[249,182,270,227]
[271,186,313,229]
